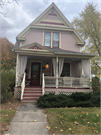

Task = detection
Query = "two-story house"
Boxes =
[14,3,95,102]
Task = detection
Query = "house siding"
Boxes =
[22,30,43,46]
[44,14,61,21]
[61,33,80,52]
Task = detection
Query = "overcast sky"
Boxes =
[0,0,100,44]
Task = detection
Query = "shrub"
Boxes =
[1,69,15,103]
[75,101,94,107]
[90,95,100,107]
[92,76,100,93]
[37,92,100,108]
[93,91,100,96]
[69,92,92,102]
[8,70,15,93]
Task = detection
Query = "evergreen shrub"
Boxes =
[37,92,100,108]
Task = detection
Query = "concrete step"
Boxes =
[21,100,37,103]
[23,97,39,100]
[24,91,42,93]
[23,95,42,97]
[23,93,42,95]
[25,88,42,90]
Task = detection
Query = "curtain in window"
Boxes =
[45,32,51,47]
[81,59,90,77]
[58,58,64,77]
[53,33,59,47]
[52,58,56,77]
[16,55,28,84]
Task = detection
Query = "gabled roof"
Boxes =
[16,3,85,45]
[30,2,72,27]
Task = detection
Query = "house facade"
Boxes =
[14,3,95,102]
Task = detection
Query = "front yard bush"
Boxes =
[69,92,92,101]
[37,92,100,108]
[1,69,15,103]
[92,76,100,93]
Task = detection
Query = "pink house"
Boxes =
[14,3,95,102]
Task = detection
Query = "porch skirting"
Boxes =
[14,87,21,99]
[44,87,93,95]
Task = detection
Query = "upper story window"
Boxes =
[44,32,51,47]
[53,32,59,48]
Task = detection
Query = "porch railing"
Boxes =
[21,72,26,100]
[44,76,90,88]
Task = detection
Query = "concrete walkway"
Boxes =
[5,103,49,135]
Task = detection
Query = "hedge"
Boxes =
[37,92,100,108]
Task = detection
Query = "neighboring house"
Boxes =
[13,3,95,102]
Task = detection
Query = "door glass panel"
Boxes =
[32,64,39,81]
[32,64,39,71]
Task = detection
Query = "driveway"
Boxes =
[4,103,49,135]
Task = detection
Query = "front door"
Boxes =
[31,62,41,85]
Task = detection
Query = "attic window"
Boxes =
[53,32,59,48]
[44,32,51,47]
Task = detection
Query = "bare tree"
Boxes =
[0,0,19,15]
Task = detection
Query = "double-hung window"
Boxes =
[53,32,59,47]
[44,32,51,47]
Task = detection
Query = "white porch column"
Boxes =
[15,54,19,87]
[56,56,58,88]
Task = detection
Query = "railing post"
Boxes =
[42,73,45,95]
[21,72,26,100]
[56,57,58,88]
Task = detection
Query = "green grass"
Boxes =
[45,107,101,134]
[1,109,15,133]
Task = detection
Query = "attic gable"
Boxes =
[16,3,85,45]
[31,3,71,27]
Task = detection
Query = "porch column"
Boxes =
[15,54,19,87]
[56,56,58,88]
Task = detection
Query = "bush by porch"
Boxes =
[37,91,100,108]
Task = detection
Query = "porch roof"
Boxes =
[48,48,96,57]
[14,42,96,58]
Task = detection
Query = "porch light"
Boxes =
[45,63,49,69]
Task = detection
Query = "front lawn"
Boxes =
[1,109,15,133]
[45,107,100,134]
[1,100,21,134]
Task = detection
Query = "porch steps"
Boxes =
[21,87,42,103]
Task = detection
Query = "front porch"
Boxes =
[14,54,93,101]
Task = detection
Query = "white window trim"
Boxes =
[44,31,61,48]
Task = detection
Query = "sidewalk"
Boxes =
[4,103,49,135]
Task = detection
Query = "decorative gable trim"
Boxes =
[14,42,54,53]
[28,45,43,50]
[40,21,65,26]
